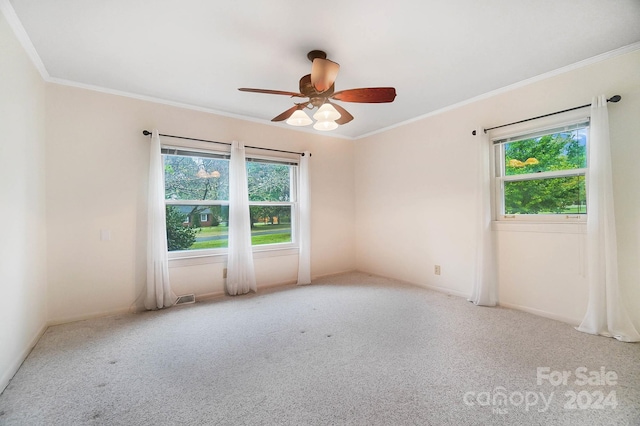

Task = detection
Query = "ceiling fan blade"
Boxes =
[328,101,354,125]
[311,58,340,93]
[331,87,397,103]
[239,88,306,98]
[271,104,305,122]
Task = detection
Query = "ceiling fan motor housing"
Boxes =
[299,74,333,107]
[307,50,328,62]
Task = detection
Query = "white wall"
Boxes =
[354,109,477,297]
[355,49,640,326]
[45,85,356,323]
[0,12,48,391]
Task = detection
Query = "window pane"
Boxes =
[164,154,229,201]
[504,128,587,176]
[247,162,291,201]
[249,206,292,245]
[504,176,586,214]
[166,205,229,251]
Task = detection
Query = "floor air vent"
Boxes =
[175,294,196,305]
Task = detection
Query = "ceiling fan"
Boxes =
[238,50,396,130]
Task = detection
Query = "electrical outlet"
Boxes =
[223,268,227,278]
[435,265,441,275]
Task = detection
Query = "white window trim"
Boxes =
[166,200,229,206]
[501,168,586,183]
[163,144,300,261]
[492,220,586,234]
[489,113,589,224]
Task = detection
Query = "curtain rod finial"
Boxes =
[609,95,621,103]
[472,130,476,136]
[143,130,151,136]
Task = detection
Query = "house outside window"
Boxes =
[162,147,297,254]
[493,121,589,221]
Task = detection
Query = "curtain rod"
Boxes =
[142,130,310,156]
[472,95,621,135]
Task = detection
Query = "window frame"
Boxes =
[491,118,589,223]
[161,145,300,261]
[246,154,298,252]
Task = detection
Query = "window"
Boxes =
[163,148,230,252]
[247,159,296,247]
[494,121,588,220]
[162,148,297,253]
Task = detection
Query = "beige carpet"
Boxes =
[1,272,639,425]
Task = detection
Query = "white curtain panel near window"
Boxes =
[145,130,177,309]
[576,95,640,342]
[226,141,257,295]
[297,151,311,285]
[469,129,498,306]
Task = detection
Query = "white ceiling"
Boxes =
[7,0,640,138]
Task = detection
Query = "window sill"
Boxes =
[168,245,299,268]
[492,221,586,234]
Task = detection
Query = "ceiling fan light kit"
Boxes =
[238,50,396,132]
[313,120,339,131]
[313,103,341,121]
[286,109,313,127]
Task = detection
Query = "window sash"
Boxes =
[492,121,589,221]
[166,199,229,206]
[246,157,298,166]
[161,146,299,165]
[248,201,294,207]
[492,120,590,145]
[499,168,586,183]
[161,146,229,159]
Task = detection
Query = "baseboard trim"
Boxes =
[354,269,470,299]
[194,270,359,302]
[0,322,48,394]
[498,301,581,326]
[193,290,226,302]
[418,282,469,299]
[47,307,133,327]
[312,269,358,281]
[46,270,359,323]
[353,270,584,325]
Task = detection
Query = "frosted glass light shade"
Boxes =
[313,120,338,131]
[313,103,341,121]
[286,110,312,126]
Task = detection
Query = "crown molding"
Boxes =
[47,77,353,140]
[0,0,49,80]
[1,0,351,140]
[356,41,640,140]
[3,0,637,141]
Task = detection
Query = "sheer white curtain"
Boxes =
[469,129,497,306]
[226,141,257,295]
[145,130,177,310]
[297,152,311,285]
[576,96,640,342]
